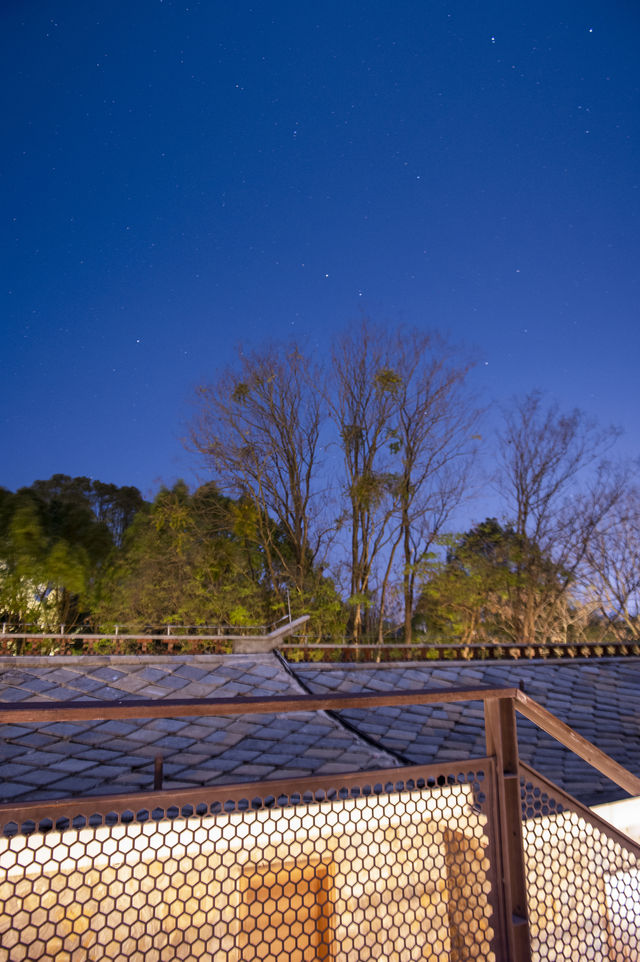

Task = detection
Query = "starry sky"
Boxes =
[3,1,639,501]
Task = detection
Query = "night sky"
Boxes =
[3,1,639,502]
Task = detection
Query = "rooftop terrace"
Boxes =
[2,647,640,961]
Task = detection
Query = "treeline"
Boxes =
[0,475,342,633]
[0,476,144,630]
[1,321,639,643]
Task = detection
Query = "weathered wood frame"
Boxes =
[2,684,640,961]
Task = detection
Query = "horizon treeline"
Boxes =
[1,321,639,645]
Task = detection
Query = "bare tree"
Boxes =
[330,321,479,642]
[189,343,330,612]
[329,322,400,641]
[496,392,623,643]
[390,329,480,643]
[582,481,640,640]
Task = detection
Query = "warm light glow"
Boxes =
[0,784,496,961]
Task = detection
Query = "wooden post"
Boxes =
[485,695,532,962]
[154,755,164,791]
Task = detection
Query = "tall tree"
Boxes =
[329,321,479,642]
[189,344,331,616]
[0,495,51,628]
[0,476,145,629]
[329,322,401,640]
[495,393,623,643]
[98,482,272,629]
[89,481,145,546]
[387,329,479,643]
[417,519,583,646]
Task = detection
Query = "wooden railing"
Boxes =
[0,616,310,656]
[1,686,640,961]
[2,686,639,798]
[281,637,640,662]
[2,629,638,660]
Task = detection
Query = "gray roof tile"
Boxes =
[2,653,639,809]
[295,658,640,806]
[0,654,398,805]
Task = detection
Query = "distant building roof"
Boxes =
[1,653,639,809]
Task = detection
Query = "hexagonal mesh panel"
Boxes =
[0,768,497,961]
[521,770,640,961]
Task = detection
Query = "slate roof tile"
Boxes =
[19,678,59,694]
[295,658,640,806]
[2,653,639,810]
[17,769,66,787]
[1,782,39,800]
[0,688,30,702]
[2,654,402,807]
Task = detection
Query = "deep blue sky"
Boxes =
[3,1,638,501]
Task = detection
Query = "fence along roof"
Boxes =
[0,653,639,807]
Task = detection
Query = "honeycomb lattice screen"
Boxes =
[0,767,498,962]
[521,770,640,962]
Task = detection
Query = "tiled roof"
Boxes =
[1,654,639,809]
[294,659,640,807]
[0,655,396,805]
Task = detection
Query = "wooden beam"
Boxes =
[0,685,517,724]
[519,762,640,858]
[515,690,640,798]
[0,757,494,827]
